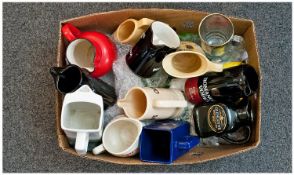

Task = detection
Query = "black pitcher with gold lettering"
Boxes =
[192,100,254,144]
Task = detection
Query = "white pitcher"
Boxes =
[61,85,104,156]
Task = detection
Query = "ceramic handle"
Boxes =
[61,23,82,42]
[153,100,187,108]
[92,144,106,155]
[75,132,89,156]
[207,61,224,72]
[177,136,200,150]
[137,18,154,28]
[221,125,252,145]
[177,141,192,150]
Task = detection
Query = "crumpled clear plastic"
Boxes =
[199,137,221,147]
[103,35,144,126]
[141,68,171,88]
[206,35,248,63]
[112,40,145,98]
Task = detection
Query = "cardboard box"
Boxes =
[55,9,262,165]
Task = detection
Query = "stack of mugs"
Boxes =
[50,13,259,164]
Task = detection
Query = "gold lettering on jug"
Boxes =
[207,105,227,133]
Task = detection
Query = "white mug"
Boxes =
[66,39,95,72]
[92,116,143,157]
[117,87,187,120]
[61,85,104,156]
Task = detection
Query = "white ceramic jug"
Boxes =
[61,85,104,156]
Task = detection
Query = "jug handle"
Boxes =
[61,23,81,42]
[75,132,89,156]
[92,144,106,155]
[177,136,200,150]
[153,100,187,108]
[207,62,223,72]
[221,125,252,145]
[138,18,154,28]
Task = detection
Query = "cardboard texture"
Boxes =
[55,9,262,165]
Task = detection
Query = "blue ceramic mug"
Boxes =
[139,120,200,164]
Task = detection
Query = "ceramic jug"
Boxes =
[62,23,117,78]
[61,85,104,156]
[192,100,254,144]
[140,120,200,164]
[50,65,117,109]
[125,21,180,78]
[162,50,223,78]
[184,64,259,106]
[113,18,154,46]
[117,87,187,120]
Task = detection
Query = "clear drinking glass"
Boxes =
[199,13,248,63]
[199,13,234,48]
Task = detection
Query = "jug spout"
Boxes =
[50,67,65,80]
[49,67,67,90]
[117,99,128,108]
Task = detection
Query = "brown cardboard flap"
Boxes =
[58,133,69,149]
[61,9,252,35]
[55,8,261,165]
[243,22,262,145]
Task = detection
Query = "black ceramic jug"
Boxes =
[192,100,254,144]
[125,21,180,78]
[185,64,259,106]
[50,64,117,109]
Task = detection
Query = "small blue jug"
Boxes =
[140,120,200,164]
